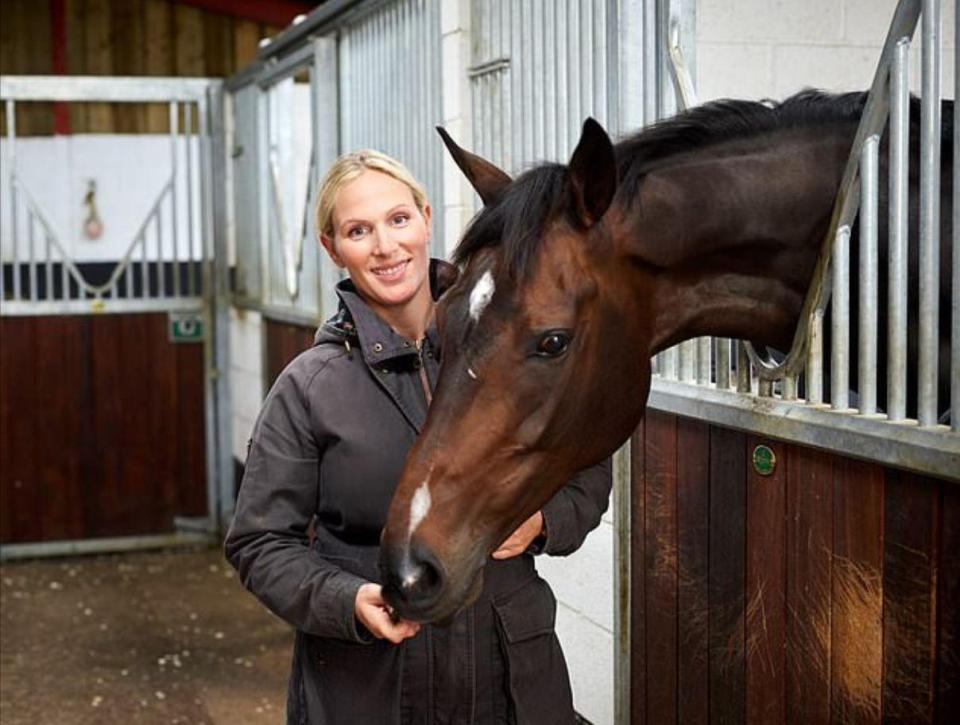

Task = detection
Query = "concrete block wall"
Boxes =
[228,307,264,462]
[697,0,956,103]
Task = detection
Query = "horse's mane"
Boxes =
[453,89,867,277]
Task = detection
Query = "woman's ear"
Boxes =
[320,234,344,268]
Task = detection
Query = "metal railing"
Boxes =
[650,0,958,479]
[0,76,216,316]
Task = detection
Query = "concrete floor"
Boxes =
[0,547,291,724]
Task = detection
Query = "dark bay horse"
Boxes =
[379,90,955,623]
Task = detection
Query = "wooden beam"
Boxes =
[174,0,313,28]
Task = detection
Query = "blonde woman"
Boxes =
[225,150,611,724]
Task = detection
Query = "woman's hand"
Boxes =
[491,511,544,559]
[354,583,421,643]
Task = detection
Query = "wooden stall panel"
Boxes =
[0,314,206,542]
[831,459,884,724]
[630,411,953,724]
[708,426,747,725]
[643,410,679,725]
[264,318,317,389]
[785,447,834,723]
[745,436,787,725]
[676,417,710,725]
[882,472,940,723]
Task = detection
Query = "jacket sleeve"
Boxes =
[224,366,371,643]
[538,456,613,556]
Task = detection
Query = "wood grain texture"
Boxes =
[938,483,960,724]
[264,318,316,389]
[0,314,206,542]
[882,471,940,724]
[708,425,747,725]
[831,458,884,724]
[644,410,678,725]
[785,446,833,724]
[677,416,710,725]
[745,436,787,725]
[630,416,647,725]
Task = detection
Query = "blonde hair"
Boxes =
[315,149,428,241]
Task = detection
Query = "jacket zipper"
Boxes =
[415,338,432,406]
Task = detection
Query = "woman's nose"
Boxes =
[373,227,401,255]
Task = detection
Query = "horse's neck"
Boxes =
[623,129,855,353]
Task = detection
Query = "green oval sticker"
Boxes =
[752,444,777,476]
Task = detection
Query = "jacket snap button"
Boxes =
[373,342,384,353]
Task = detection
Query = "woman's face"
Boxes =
[322,170,432,317]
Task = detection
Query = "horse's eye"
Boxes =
[536,331,571,358]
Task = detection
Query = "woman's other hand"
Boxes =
[491,511,544,559]
[354,583,421,643]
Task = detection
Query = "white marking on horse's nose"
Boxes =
[408,480,432,538]
[468,270,495,321]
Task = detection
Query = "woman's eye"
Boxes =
[392,213,410,226]
[347,226,367,239]
[535,331,571,358]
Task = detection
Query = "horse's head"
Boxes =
[379,120,653,622]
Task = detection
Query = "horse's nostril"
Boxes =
[381,540,446,612]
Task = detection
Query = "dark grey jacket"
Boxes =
[225,264,612,725]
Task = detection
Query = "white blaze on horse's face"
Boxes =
[468,269,495,322]
[407,479,432,540]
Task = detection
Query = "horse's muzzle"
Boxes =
[379,538,448,621]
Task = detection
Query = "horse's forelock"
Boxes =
[453,163,574,280]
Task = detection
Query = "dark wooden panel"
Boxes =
[745,435,787,725]
[644,410,678,725]
[264,318,317,389]
[939,483,960,724]
[708,425,747,725]
[831,458,884,724]
[677,417,710,725]
[0,318,40,541]
[785,446,833,724]
[630,417,647,725]
[111,0,148,133]
[0,314,206,542]
[882,471,940,723]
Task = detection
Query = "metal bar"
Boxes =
[697,336,711,384]
[679,339,696,381]
[171,102,182,298]
[0,76,217,102]
[543,0,556,160]
[954,0,960,431]
[60,238,68,300]
[917,0,942,426]
[783,374,798,401]
[888,37,911,421]
[716,337,731,389]
[157,192,167,297]
[1,296,203,316]
[28,210,37,301]
[44,231,53,301]
[649,378,960,482]
[661,346,677,381]
[139,229,149,299]
[832,225,851,409]
[0,532,213,562]
[188,100,198,298]
[860,134,880,415]
[807,309,824,404]
[737,341,752,393]
[7,100,21,302]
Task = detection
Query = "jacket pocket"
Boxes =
[492,577,575,725]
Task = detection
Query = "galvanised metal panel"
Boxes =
[339,0,445,258]
[470,0,618,182]
[231,83,262,303]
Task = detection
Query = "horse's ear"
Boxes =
[430,259,460,299]
[568,117,617,227]
[436,126,511,206]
